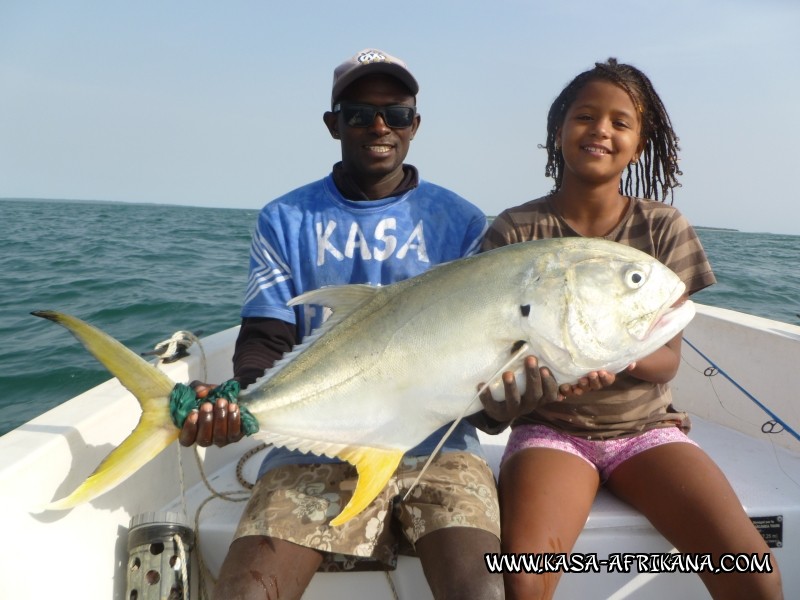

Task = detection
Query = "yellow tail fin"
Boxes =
[33,311,178,509]
[331,446,404,527]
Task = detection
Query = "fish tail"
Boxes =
[32,311,178,509]
[46,411,179,509]
[330,447,404,527]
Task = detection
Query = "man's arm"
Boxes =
[232,317,298,386]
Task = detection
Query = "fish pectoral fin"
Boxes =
[45,405,178,510]
[330,446,404,527]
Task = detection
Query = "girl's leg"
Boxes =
[499,448,600,600]
[606,442,783,599]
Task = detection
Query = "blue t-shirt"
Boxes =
[241,173,489,474]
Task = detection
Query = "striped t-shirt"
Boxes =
[482,195,716,439]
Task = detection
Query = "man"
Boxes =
[181,48,554,600]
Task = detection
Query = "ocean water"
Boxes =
[1,198,799,436]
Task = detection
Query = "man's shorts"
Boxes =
[234,451,500,571]
[502,424,698,482]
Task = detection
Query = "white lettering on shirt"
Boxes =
[316,220,344,265]
[344,222,373,260]
[396,221,429,262]
[316,218,429,266]
[373,218,398,260]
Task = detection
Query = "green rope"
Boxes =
[169,380,259,436]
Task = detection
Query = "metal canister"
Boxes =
[126,511,195,600]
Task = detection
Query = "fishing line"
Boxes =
[683,338,800,494]
[679,356,743,424]
[401,342,531,502]
[683,337,800,443]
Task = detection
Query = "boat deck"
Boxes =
[3,306,798,599]
[169,415,800,599]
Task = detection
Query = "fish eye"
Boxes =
[625,269,647,289]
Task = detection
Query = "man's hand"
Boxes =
[178,381,244,447]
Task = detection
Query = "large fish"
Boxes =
[34,238,695,525]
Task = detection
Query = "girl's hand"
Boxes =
[557,363,636,397]
[478,356,562,422]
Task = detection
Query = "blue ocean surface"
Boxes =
[1,198,799,436]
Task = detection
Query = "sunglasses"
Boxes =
[332,103,417,129]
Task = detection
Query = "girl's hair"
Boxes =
[544,58,681,203]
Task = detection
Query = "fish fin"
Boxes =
[330,446,404,527]
[245,285,381,391]
[32,311,178,508]
[287,284,377,313]
[259,434,402,526]
[46,411,178,509]
[32,311,176,400]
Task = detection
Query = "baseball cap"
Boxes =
[331,48,419,107]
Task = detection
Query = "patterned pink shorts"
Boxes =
[503,425,698,481]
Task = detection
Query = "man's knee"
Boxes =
[212,574,280,600]
[211,536,321,600]
[430,571,504,600]
[417,527,504,599]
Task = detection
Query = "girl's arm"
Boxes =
[560,332,684,396]
[625,333,683,384]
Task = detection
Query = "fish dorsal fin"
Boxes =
[242,285,380,393]
[402,342,532,502]
[287,284,378,314]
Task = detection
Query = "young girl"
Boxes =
[483,59,783,599]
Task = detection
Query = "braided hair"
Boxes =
[543,58,681,203]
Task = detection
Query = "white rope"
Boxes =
[402,342,531,502]
[154,330,208,381]
[384,571,401,600]
[160,329,402,598]
[190,445,255,598]
[173,532,190,598]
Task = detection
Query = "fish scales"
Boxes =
[246,254,525,450]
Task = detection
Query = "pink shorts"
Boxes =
[502,425,698,481]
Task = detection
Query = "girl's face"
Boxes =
[556,79,644,188]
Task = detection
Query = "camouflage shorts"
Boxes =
[234,451,500,571]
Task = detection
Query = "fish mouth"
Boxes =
[647,299,696,339]
[638,282,691,341]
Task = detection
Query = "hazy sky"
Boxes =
[2,1,799,234]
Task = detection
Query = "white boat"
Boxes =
[1,303,798,599]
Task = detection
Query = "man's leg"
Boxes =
[213,535,322,600]
[416,526,504,600]
[398,451,504,600]
[214,460,397,599]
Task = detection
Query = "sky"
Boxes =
[2,0,799,235]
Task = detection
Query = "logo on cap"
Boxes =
[357,50,390,65]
